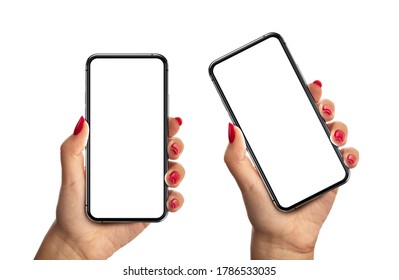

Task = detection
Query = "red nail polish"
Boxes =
[228,123,235,143]
[74,116,84,135]
[175,117,183,126]
[322,105,332,115]
[168,171,180,184]
[333,129,345,143]
[347,154,356,165]
[313,80,322,88]
[171,143,179,155]
[170,198,179,209]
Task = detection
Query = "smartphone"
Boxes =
[86,53,168,222]
[209,33,349,211]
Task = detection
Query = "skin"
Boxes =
[35,83,358,260]
[35,117,185,260]
[224,82,359,259]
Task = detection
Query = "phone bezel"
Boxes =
[85,53,168,222]
[209,32,350,211]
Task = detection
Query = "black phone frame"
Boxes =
[85,53,168,222]
[209,32,350,211]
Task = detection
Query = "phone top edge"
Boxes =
[86,53,168,65]
[209,32,284,76]
[209,32,284,125]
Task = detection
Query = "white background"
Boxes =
[0,0,398,279]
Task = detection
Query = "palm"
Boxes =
[54,159,148,259]
[243,174,338,252]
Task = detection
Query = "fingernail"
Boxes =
[322,105,332,115]
[228,123,235,143]
[175,117,183,126]
[347,154,356,165]
[170,198,179,209]
[168,171,180,185]
[171,143,179,155]
[333,129,345,143]
[313,80,322,88]
[74,116,84,135]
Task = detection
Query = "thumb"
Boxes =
[60,116,89,187]
[224,123,266,200]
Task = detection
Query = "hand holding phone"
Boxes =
[35,53,186,259]
[225,83,359,259]
[210,33,350,211]
[35,116,185,259]
[210,33,359,259]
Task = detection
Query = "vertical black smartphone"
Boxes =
[86,53,168,222]
[209,33,349,211]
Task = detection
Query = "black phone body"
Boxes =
[209,33,349,211]
[86,53,168,222]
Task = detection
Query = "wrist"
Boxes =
[34,222,87,260]
[251,229,315,260]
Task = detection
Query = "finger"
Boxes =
[168,137,184,160]
[167,190,184,212]
[60,116,89,187]
[327,121,348,146]
[224,123,266,201]
[317,99,335,122]
[340,147,359,168]
[165,161,185,187]
[168,117,182,138]
[308,80,323,103]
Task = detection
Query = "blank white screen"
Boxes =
[88,57,165,219]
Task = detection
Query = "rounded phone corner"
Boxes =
[151,53,168,65]
[342,165,351,185]
[273,199,296,213]
[86,53,101,68]
[208,59,219,78]
[152,208,168,223]
[86,207,103,223]
[265,31,282,39]
[332,158,351,190]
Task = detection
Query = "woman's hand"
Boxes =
[35,116,185,260]
[224,80,359,260]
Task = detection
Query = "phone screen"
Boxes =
[210,33,349,211]
[86,54,167,221]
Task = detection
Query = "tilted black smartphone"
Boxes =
[209,33,349,211]
[86,53,168,222]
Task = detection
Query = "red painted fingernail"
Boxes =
[347,154,356,165]
[313,80,322,88]
[175,117,183,126]
[171,143,179,155]
[228,123,235,143]
[73,116,84,135]
[322,105,332,115]
[168,171,180,184]
[170,198,179,209]
[333,129,345,143]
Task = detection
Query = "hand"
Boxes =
[224,80,359,260]
[35,116,185,260]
